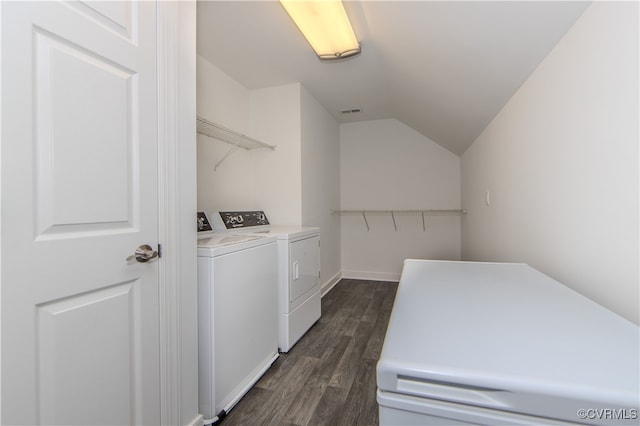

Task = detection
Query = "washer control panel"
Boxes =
[216,211,270,231]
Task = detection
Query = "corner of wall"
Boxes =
[460,2,639,324]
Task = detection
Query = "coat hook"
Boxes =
[362,211,370,231]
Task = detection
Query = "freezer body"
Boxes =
[377,260,639,425]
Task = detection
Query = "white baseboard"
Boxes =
[187,414,204,426]
[321,271,342,297]
[341,270,401,282]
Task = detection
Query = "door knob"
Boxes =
[127,244,158,263]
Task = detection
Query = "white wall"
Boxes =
[461,2,639,324]
[196,55,250,133]
[196,56,301,225]
[300,86,342,291]
[340,119,461,281]
[196,56,342,290]
[197,55,252,215]
[249,84,303,226]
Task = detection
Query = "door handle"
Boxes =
[127,244,158,263]
[293,261,299,280]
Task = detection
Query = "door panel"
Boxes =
[37,281,138,425]
[1,2,159,424]
[71,1,133,38]
[289,236,320,303]
[35,28,135,234]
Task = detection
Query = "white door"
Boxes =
[1,1,160,425]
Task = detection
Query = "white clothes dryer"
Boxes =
[248,226,321,352]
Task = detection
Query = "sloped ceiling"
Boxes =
[197,1,590,155]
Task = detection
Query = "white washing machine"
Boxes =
[197,228,279,425]
[212,212,321,352]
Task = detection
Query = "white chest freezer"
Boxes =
[377,260,639,425]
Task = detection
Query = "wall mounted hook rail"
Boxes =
[330,209,467,232]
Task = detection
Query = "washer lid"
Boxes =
[249,226,320,240]
[377,260,639,424]
[197,234,263,247]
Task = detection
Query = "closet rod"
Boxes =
[330,209,467,215]
[330,209,467,232]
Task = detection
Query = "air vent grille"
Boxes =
[340,108,361,114]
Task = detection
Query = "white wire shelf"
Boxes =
[196,116,275,170]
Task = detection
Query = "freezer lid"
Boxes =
[377,260,639,423]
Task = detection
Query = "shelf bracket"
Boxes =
[214,143,241,171]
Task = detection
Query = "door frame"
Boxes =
[157,2,200,426]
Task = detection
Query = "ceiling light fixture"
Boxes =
[280,0,361,60]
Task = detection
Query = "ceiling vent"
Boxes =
[340,108,361,114]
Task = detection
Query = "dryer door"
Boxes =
[289,235,320,305]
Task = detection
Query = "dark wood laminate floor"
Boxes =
[221,279,398,426]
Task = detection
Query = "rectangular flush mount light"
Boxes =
[280,0,361,60]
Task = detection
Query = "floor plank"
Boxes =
[220,279,398,426]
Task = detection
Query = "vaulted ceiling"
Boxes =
[197,1,590,155]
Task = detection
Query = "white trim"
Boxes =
[174,2,199,424]
[320,271,342,297]
[0,2,3,420]
[157,2,198,425]
[341,270,401,282]
[187,414,205,426]
[157,2,180,424]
